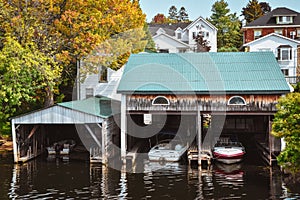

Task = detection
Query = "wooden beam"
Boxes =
[27,125,40,140]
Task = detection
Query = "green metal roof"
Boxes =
[58,96,119,118]
[117,52,291,94]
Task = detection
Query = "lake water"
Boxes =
[0,152,299,200]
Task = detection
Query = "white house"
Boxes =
[79,66,123,101]
[243,33,300,83]
[149,16,218,53]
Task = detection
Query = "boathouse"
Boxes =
[117,52,292,166]
[11,96,120,163]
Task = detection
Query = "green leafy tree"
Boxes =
[242,0,265,24]
[178,7,189,22]
[0,37,62,134]
[168,5,178,21]
[272,92,300,175]
[208,0,242,51]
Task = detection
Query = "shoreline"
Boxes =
[0,141,13,153]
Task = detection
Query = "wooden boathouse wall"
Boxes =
[126,94,280,113]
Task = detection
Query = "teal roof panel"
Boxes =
[58,97,120,118]
[117,52,291,94]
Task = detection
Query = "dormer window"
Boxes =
[276,16,293,24]
[177,32,182,39]
[228,96,246,106]
[152,96,170,106]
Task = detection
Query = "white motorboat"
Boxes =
[212,137,245,164]
[148,140,188,162]
[47,140,76,155]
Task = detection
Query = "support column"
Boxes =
[11,119,19,163]
[197,105,202,166]
[121,95,127,164]
[101,122,107,164]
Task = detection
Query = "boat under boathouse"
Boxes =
[117,52,292,166]
[11,96,120,163]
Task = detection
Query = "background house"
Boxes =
[149,16,217,53]
[243,33,300,84]
[242,7,300,83]
[242,7,300,44]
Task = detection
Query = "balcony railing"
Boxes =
[285,76,300,84]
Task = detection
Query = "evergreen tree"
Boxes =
[168,5,178,21]
[178,7,189,22]
[208,0,242,51]
[259,2,272,14]
[242,0,264,24]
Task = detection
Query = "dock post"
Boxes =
[11,119,19,163]
[197,106,202,166]
[121,95,127,165]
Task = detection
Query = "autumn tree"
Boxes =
[242,0,265,24]
[0,0,147,102]
[152,13,168,24]
[0,0,148,134]
[208,0,242,51]
[272,90,300,175]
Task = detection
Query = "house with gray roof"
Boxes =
[149,16,217,53]
[242,7,300,44]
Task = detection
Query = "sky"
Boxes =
[139,0,300,22]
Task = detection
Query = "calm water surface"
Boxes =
[0,153,299,200]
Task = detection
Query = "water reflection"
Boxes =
[2,158,300,199]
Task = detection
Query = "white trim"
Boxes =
[153,32,191,48]
[228,96,246,106]
[243,33,300,47]
[152,96,170,106]
[243,25,300,29]
[184,16,218,31]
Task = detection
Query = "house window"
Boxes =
[274,29,282,35]
[206,32,209,37]
[177,32,182,39]
[99,66,108,82]
[192,32,197,38]
[86,88,94,98]
[277,16,293,24]
[178,49,186,53]
[152,96,170,106]
[297,28,300,37]
[254,30,262,39]
[159,49,169,53]
[228,96,246,105]
[277,46,292,61]
[281,69,289,76]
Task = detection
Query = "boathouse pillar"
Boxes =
[197,106,202,166]
[121,95,127,164]
[11,119,19,163]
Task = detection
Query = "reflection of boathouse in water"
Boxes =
[11,52,292,166]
